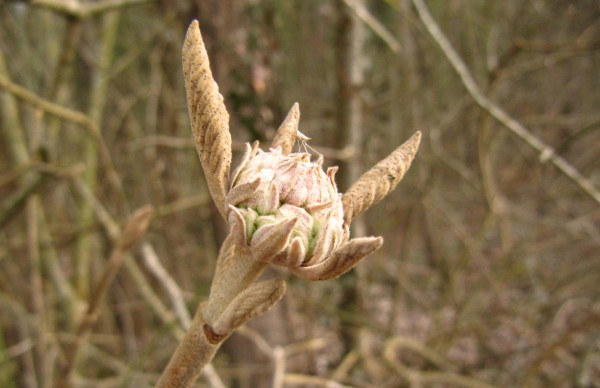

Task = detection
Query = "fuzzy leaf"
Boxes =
[225,177,261,208]
[230,141,259,187]
[342,132,421,224]
[251,217,297,261]
[272,103,300,154]
[183,20,232,219]
[292,236,383,281]
[213,279,287,334]
[228,205,249,248]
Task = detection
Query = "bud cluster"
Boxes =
[226,145,348,268]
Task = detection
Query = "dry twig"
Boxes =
[342,0,401,53]
[31,0,155,18]
[411,0,600,206]
[55,206,153,388]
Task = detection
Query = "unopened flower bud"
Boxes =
[226,146,347,266]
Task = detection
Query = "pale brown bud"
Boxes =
[227,147,345,267]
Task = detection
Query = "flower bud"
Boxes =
[226,146,347,267]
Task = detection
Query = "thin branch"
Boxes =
[0,173,48,229]
[342,0,401,53]
[0,163,83,229]
[71,176,121,239]
[154,195,210,218]
[272,346,285,388]
[202,365,227,388]
[55,206,153,388]
[30,0,156,18]
[140,240,225,388]
[411,0,600,206]
[283,337,328,357]
[0,74,93,128]
[331,350,360,382]
[0,73,123,197]
[236,326,275,359]
[283,374,357,388]
[141,243,192,329]
[384,334,500,388]
[70,176,186,335]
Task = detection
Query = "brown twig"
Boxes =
[0,173,49,230]
[140,244,226,388]
[141,243,192,329]
[0,74,93,128]
[411,0,600,206]
[0,73,124,206]
[283,373,358,388]
[55,206,153,388]
[383,335,499,388]
[342,0,401,53]
[272,346,286,388]
[70,176,190,345]
[30,0,155,18]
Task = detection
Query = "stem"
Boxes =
[154,304,220,388]
[154,235,268,388]
[55,207,152,388]
[77,11,121,298]
[203,236,268,324]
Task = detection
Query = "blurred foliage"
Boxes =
[0,0,599,387]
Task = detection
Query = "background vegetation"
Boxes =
[1,0,599,387]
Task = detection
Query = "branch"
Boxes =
[342,0,401,53]
[0,74,123,197]
[55,206,154,388]
[30,0,155,18]
[0,73,92,128]
[411,0,600,206]
[384,335,499,388]
[283,374,357,388]
[272,346,285,388]
[141,243,192,329]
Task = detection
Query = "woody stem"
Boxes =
[154,235,268,388]
[203,234,268,324]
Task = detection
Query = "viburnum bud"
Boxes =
[225,144,349,268]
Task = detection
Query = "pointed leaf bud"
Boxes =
[342,131,421,224]
[272,103,300,155]
[183,21,232,218]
